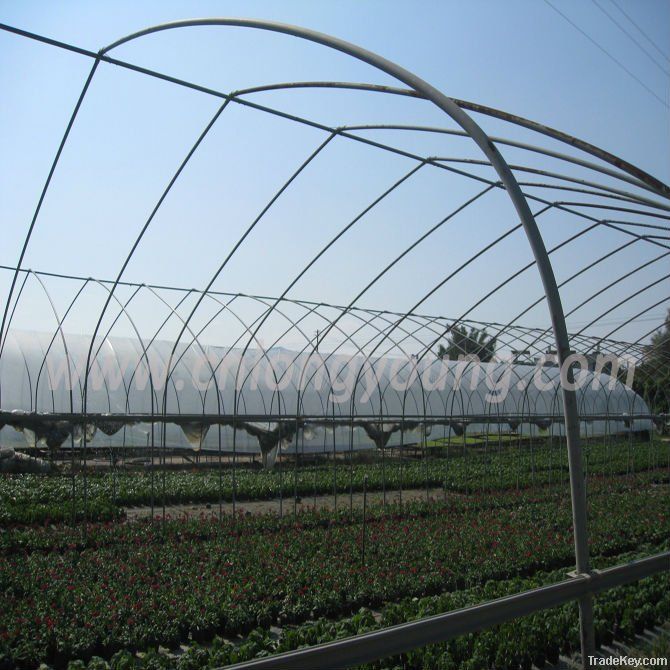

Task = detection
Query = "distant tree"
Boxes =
[437,324,497,362]
[633,309,670,414]
[583,349,630,384]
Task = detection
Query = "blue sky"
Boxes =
[0,0,668,353]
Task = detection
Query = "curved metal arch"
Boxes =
[80,94,235,419]
[326,121,669,208]
[268,290,458,418]
[571,274,670,338]
[161,131,338,422]
[165,291,381,425]
[184,293,300,410]
[86,280,157,413]
[595,297,670,345]
[385,308,554,413]
[238,299,346,393]
[549,202,670,223]
[293,309,410,418]
[25,276,148,418]
[280,185,510,415]
[155,291,253,409]
[29,271,78,416]
[220,239,468,426]
[296,304,451,417]
[443,216,669,379]
[2,267,665,412]
[81,283,190,422]
[433,156,670,215]
[123,287,198,414]
[231,299,371,416]
[0,269,32,362]
[528,198,670,251]
[100,32,667,197]
[1,271,38,412]
[229,157,428,404]
[0,60,101,405]
[12,335,36,415]
[165,292,319,439]
[323,307,431,383]
[338,217,530,413]
[351,310,500,425]
[230,300,318,418]
[6,22,667,199]
[86,284,145,412]
[222,74,670,205]
[515,181,667,208]
[304,309,401,416]
[350,320,428,425]
[502,252,670,360]
[616,320,670,374]
[503,363,536,422]
[140,285,225,415]
[316,201,556,394]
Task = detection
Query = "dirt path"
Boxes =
[125,486,449,520]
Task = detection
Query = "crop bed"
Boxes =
[49,554,670,670]
[1,438,667,524]
[0,470,668,669]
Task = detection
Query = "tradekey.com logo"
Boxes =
[43,348,637,405]
[588,655,668,667]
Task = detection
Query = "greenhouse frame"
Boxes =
[0,17,669,670]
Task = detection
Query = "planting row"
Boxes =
[0,479,668,667]
[0,471,666,555]
[1,438,667,524]
[32,543,670,669]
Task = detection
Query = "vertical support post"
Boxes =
[562,381,595,666]
[362,474,368,567]
[231,420,237,517]
[332,414,338,511]
[399,427,404,508]
[349,419,354,517]
[294,416,301,517]
[381,436,387,508]
[218,424,223,521]
[148,431,154,519]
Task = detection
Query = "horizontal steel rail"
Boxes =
[1,411,666,425]
[223,551,670,670]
